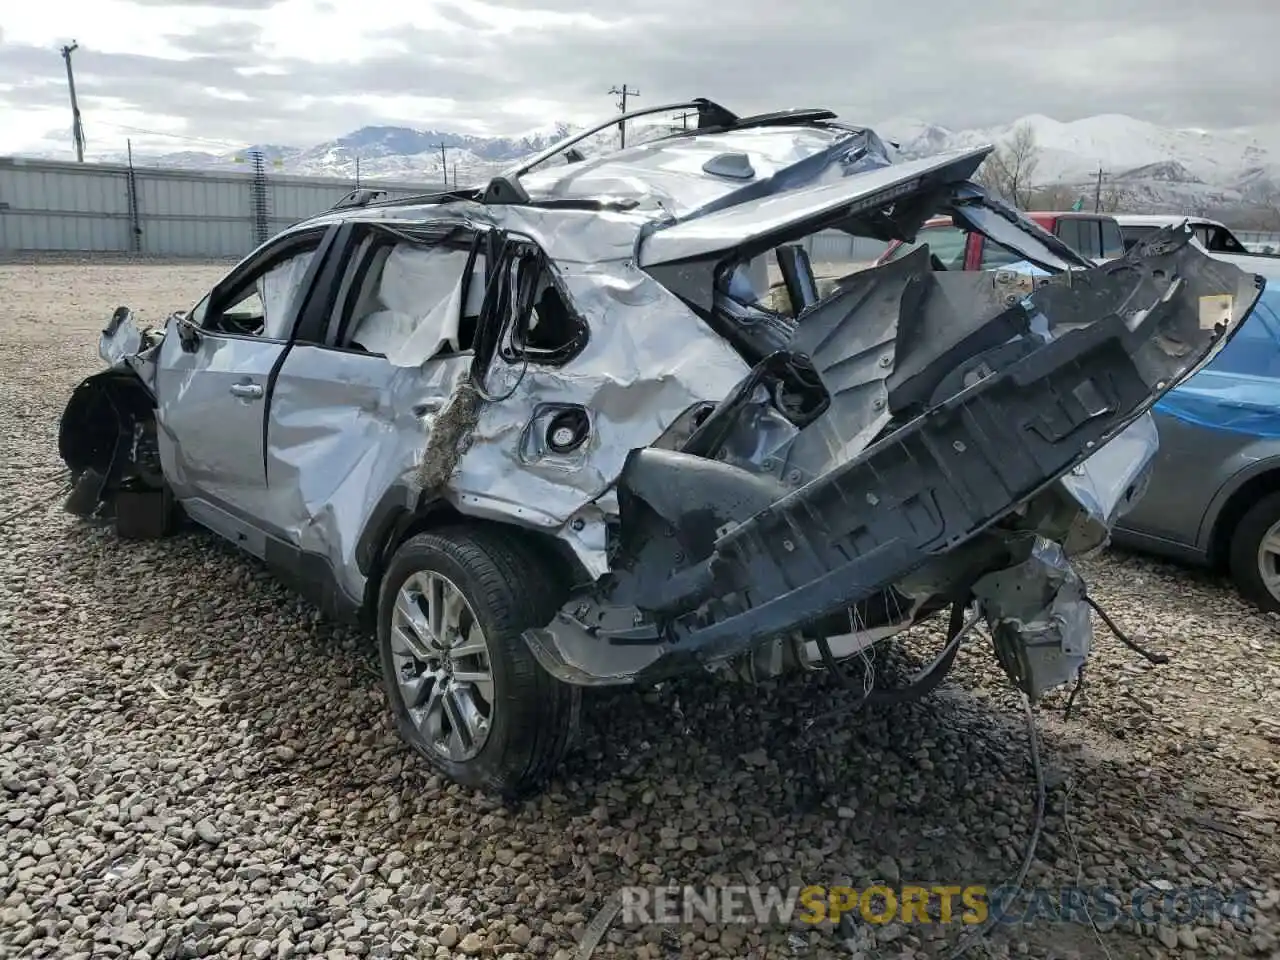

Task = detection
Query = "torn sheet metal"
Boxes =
[972,537,1092,700]
[637,146,992,267]
[98,306,164,388]
[1059,412,1159,527]
[264,353,473,604]
[448,264,753,529]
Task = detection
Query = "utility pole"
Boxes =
[608,84,638,148]
[436,142,448,186]
[60,41,85,162]
[1094,166,1103,213]
[673,109,697,131]
[355,154,361,189]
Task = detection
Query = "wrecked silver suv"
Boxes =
[58,100,1264,795]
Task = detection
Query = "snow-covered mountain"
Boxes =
[62,111,1280,215]
[879,113,1280,213]
[89,119,655,187]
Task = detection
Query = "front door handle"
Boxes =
[229,381,264,400]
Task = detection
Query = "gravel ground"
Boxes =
[2,259,1280,960]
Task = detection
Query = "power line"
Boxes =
[94,121,245,150]
[673,109,698,131]
[59,41,85,162]
[607,84,638,149]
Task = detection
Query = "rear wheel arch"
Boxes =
[357,495,590,628]
[1208,468,1280,569]
[376,524,579,794]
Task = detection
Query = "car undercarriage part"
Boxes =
[971,537,1090,700]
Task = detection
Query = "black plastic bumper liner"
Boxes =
[639,246,1264,672]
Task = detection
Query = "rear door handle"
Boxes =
[229,381,264,400]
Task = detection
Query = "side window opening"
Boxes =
[498,250,587,365]
[203,240,321,339]
[334,229,487,360]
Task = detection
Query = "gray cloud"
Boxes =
[4,0,1278,155]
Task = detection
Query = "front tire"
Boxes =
[377,525,579,795]
[1228,491,1280,613]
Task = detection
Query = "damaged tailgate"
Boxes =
[527,209,1264,682]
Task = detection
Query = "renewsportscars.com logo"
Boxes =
[618,884,1251,927]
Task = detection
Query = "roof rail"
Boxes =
[710,107,837,132]
[475,100,855,208]
[495,97,739,184]
[330,187,388,211]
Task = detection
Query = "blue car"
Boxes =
[1112,262,1280,610]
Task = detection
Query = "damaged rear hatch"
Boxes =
[526,146,1265,684]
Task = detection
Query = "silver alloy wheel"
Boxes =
[1257,519,1280,604]
[390,570,495,762]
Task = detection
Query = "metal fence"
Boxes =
[1,155,897,265]
[1237,231,1280,253]
[0,156,442,258]
[804,231,891,266]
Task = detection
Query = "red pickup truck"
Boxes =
[877,211,1126,270]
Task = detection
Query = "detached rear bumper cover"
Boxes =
[525,230,1264,681]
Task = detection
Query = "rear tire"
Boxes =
[377,525,579,796]
[1227,492,1280,613]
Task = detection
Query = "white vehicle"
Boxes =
[1114,214,1253,256]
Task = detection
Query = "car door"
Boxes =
[261,220,486,610]
[152,225,335,553]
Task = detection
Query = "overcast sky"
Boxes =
[2,0,1276,156]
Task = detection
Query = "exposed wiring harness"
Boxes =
[943,692,1047,960]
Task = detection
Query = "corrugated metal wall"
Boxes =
[1,156,898,264]
[804,230,890,267]
[0,157,442,257]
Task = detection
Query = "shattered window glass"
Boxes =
[500,255,586,364]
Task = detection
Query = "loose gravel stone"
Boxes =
[2,257,1280,960]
